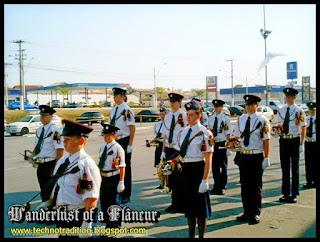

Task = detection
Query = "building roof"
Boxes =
[12,85,44,90]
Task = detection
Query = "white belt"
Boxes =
[101,169,119,177]
[281,134,300,139]
[57,204,86,211]
[240,150,263,155]
[306,137,316,143]
[36,157,56,163]
[180,157,204,163]
[117,135,129,140]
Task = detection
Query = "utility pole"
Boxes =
[246,75,248,94]
[12,40,26,110]
[4,63,12,109]
[225,59,234,106]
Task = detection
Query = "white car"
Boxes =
[257,105,274,122]
[5,114,62,136]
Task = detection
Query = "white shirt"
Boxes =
[233,112,271,152]
[208,112,232,141]
[163,109,188,147]
[99,140,126,171]
[108,102,135,139]
[53,149,101,206]
[34,122,64,159]
[177,122,214,160]
[273,104,307,135]
[153,120,165,139]
[306,114,316,141]
[201,112,209,127]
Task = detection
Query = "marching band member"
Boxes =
[161,93,187,213]
[191,97,209,128]
[108,87,135,204]
[303,101,316,188]
[177,99,213,238]
[33,105,64,202]
[273,87,307,203]
[98,123,126,232]
[233,94,270,224]
[208,99,232,195]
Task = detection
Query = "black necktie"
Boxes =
[156,123,163,138]
[52,157,70,206]
[35,127,45,155]
[307,117,313,137]
[98,145,108,170]
[213,116,218,137]
[168,115,175,144]
[180,128,192,158]
[283,107,290,134]
[244,116,251,147]
[110,106,119,125]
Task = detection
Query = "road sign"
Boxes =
[206,76,217,92]
[287,61,298,79]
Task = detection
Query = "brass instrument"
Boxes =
[153,161,171,194]
[271,124,284,137]
[19,150,39,168]
[224,138,242,152]
[146,139,160,147]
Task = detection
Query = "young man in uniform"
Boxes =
[108,87,135,204]
[36,120,101,238]
[161,93,187,213]
[34,105,64,202]
[208,99,232,195]
[98,123,126,232]
[303,101,316,188]
[191,97,209,128]
[233,94,270,224]
[273,87,307,203]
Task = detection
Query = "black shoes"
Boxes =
[165,205,184,214]
[279,195,297,203]
[303,183,315,189]
[210,189,225,195]
[156,185,164,189]
[236,214,260,224]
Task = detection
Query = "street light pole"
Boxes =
[260,4,272,106]
[225,59,234,106]
[153,63,166,108]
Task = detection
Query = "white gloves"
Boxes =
[299,144,304,153]
[160,152,166,161]
[117,181,125,193]
[36,201,49,211]
[198,180,209,193]
[262,158,270,170]
[226,149,232,156]
[79,221,92,238]
[127,145,133,153]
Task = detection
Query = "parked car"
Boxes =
[256,105,274,121]
[75,112,105,125]
[204,106,230,117]
[103,101,111,107]
[5,114,62,136]
[297,103,309,116]
[228,106,245,116]
[135,110,160,122]
[8,101,39,110]
[51,100,61,108]
[63,102,82,108]
[4,118,8,131]
[260,100,283,114]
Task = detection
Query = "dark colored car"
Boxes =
[203,107,230,117]
[75,112,105,126]
[135,110,160,122]
[63,103,81,108]
[228,106,244,116]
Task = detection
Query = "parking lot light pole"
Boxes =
[225,59,234,106]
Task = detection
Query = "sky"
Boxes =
[4,4,316,92]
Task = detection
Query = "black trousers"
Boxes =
[154,142,163,167]
[279,137,300,197]
[117,136,132,199]
[37,160,56,202]
[305,142,316,185]
[238,153,263,218]
[211,141,228,191]
[165,147,185,211]
[100,174,122,228]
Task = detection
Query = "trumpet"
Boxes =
[19,150,39,168]
[224,138,242,152]
[146,139,159,147]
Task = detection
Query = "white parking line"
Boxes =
[5,164,32,171]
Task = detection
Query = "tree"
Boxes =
[191,89,206,99]
[56,86,69,105]
[126,86,136,95]
[156,87,168,101]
